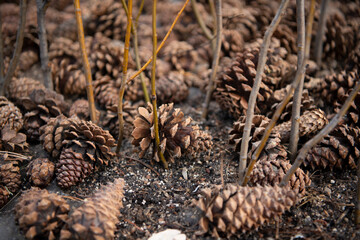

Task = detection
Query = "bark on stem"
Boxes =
[238,0,290,182]
[36,0,53,90]
[201,0,222,119]
[74,0,97,123]
[280,79,360,187]
[151,0,167,168]
[126,0,190,85]
[116,0,133,153]
[305,0,316,60]
[0,10,4,80]
[241,61,307,186]
[289,0,306,162]
[314,0,330,65]
[0,0,27,96]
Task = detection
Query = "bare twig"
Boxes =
[280,79,360,187]
[305,0,316,60]
[0,0,27,96]
[191,0,215,50]
[314,0,330,65]
[201,0,222,119]
[241,61,307,186]
[74,0,97,123]
[238,0,290,182]
[116,0,133,153]
[151,0,167,168]
[126,0,190,85]
[36,0,53,90]
[0,10,4,81]
[289,0,306,162]
[208,0,216,32]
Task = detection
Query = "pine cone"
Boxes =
[273,24,297,55]
[15,188,70,239]
[86,0,127,40]
[18,88,69,141]
[0,186,10,208]
[222,29,244,57]
[132,103,212,163]
[27,158,55,187]
[215,39,293,118]
[305,125,360,170]
[273,109,328,143]
[69,99,100,121]
[60,178,125,240]
[249,159,311,196]
[6,77,45,100]
[0,127,28,152]
[0,96,23,132]
[196,184,297,237]
[121,70,150,102]
[162,41,199,72]
[156,71,189,104]
[93,76,118,109]
[0,160,21,193]
[101,102,139,139]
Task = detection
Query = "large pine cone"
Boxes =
[132,103,212,163]
[196,184,297,237]
[27,158,55,187]
[15,188,70,239]
[17,88,69,141]
[0,96,23,132]
[156,71,189,104]
[214,39,293,118]
[272,109,328,143]
[305,125,360,170]
[6,77,45,100]
[86,0,127,40]
[0,160,21,193]
[60,178,125,240]
[249,159,311,196]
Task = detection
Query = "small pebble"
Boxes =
[330,180,335,184]
[304,216,312,225]
[324,187,331,196]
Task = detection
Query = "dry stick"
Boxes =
[36,0,53,90]
[357,159,360,225]
[0,10,4,81]
[116,0,133,153]
[208,0,216,32]
[241,61,307,186]
[74,0,97,123]
[314,0,330,65]
[191,0,215,51]
[126,0,190,85]
[0,0,27,96]
[201,0,222,119]
[280,79,360,187]
[289,0,306,162]
[238,0,290,182]
[151,0,167,169]
[305,0,316,61]
[120,0,150,103]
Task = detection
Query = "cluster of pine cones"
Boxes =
[0,0,359,239]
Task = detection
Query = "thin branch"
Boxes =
[280,79,360,187]
[116,0,133,153]
[314,0,330,65]
[36,0,53,90]
[0,10,4,81]
[74,0,97,123]
[126,0,190,85]
[201,0,222,119]
[151,0,167,169]
[289,0,306,162]
[241,61,307,186]
[305,0,316,60]
[208,0,217,33]
[0,0,27,96]
[238,0,290,182]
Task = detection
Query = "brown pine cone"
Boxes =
[0,186,10,208]
[6,77,45,100]
[0,160,21,193]
[250,159,311,196]
[273,24,297,55]
[69,99,100,122]
[86,0,127,40]
[162,41,199,72]
[221,29,244,57]
[0,127,28,152]
[215,39,293,118]
[60,178,125,240]
[156,71,189,104]
[18,50,39,71]
[93,76,118,109]
[17,88,69,141]
[27,158,55,187]
[132,103,212,163]
[0,96,23,132]
[15,188,70,240]
[101,102,139,139]
[273,109,328,143]
[196,184,297,237]
[305,125,360,170]
[121,70,150,102]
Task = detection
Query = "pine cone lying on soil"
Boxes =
[196,184,297,237]
[0,96,23,132]
[0,127,28,153]
[93,76,118,109]
[60,178,125,240]
[132,103,212,163]
[5,77,45,100]
[305,124,360,170]
[15,188,70,240]
[0,159,21,208]
[27,158,55,187]
[69,99,100,122]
